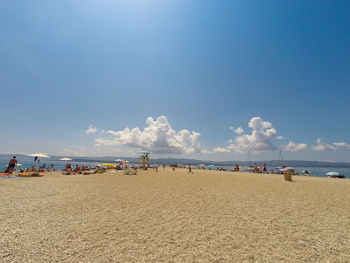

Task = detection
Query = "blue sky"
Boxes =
[1,0,349,161]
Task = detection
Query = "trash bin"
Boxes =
[284,172,292,181]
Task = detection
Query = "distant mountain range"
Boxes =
[1,154,349,168]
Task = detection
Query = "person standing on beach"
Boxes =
[263,163,267,174]
[7,156,17,174]
[254,163,258,173]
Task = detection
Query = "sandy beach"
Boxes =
[1,168,350,262]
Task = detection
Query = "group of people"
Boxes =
[254,163,268,173]
[5,157,279,176]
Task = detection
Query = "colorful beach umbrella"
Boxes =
[302,170,311,174]
[99,163,116,167]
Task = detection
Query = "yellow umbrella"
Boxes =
[99,163,116,167]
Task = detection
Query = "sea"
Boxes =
[1,155,349,178]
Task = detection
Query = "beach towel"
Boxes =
[0,174,18,178]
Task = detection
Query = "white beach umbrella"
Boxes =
[115,159,123,162]
[59,157,72,161]
[27,153,50,170]
[27,153,50,158]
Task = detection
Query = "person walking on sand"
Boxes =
[7,156,17,174]
[188,164,193,174]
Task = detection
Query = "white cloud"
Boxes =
[234,126,244,134]
[213,147,230,153]
[312,138,336,151]
[94,115,202,154]
[312,140,350,151]
[201,149,212,154]
[282,141,308,152]
[229,126,244,134]
[277,136,284,140]
[332,142,350,150]
[86,125,97,134]
[216,117,278,154]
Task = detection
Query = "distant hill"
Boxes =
[1,154,349,168]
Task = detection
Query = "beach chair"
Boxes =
[124,168,137,175]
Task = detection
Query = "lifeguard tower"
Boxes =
[139,152,150,169]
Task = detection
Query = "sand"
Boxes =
[1,168,350,262]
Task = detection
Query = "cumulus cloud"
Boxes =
[94,115,202,154]
[282,141,308,152]
[312,138,336,151]
[311,139,350,151]
[333,142,350,150]
[217,117,278,154]
[235,126,244,134]
[277,136,284,140]
[86,125,97,134]
[230,126,244,134]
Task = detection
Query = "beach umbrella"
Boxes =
[208,165,216,168]
[27,153,50,158]
[302,170,311,175]
[59,157,72,161]
[198,164,206,167]
[326,171,340,176]
[27,153,50,170]
[115,159,123,162]
[98,163,116,167]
